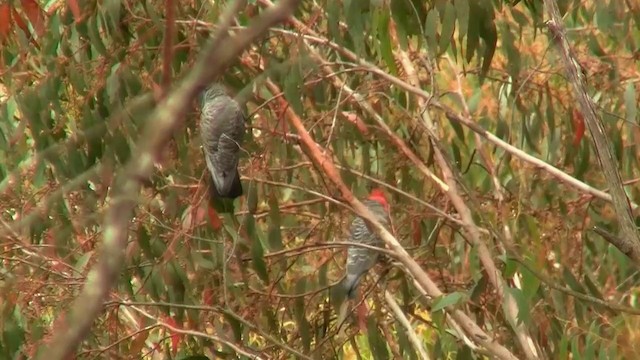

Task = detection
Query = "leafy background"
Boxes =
[1,0,640,359]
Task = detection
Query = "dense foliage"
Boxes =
[1,0,639,358]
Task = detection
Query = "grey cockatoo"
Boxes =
[200,83,246,200]
[334,188,391,328]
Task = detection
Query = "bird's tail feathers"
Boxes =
[343,273,363,300]
[210,167,243,199]
[335,299,350,334]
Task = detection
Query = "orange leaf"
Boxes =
[0,4,11,43]
[67,0,81,23]
[572,108,585,146]
[207,206,223,230]
[20,0,45,37]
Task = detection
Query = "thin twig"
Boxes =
[384,290,431,360]
[128,305,263,359]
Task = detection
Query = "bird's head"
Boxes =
[201,83,228,105]
[367,188,389,211]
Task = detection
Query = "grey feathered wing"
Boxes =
[201,95,246,199]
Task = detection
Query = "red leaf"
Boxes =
[572,108,585,146]
[203,287,214,306]
[20,0,45,36]
[12,8,29,35]
[67,0,81,23]
[208,206,223,230]
[165,317,181,354]
[11,8,38,48]
[0,5,11,43]
[412,218,422,246]
[356,301,368,332]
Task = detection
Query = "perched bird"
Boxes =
[200,83,246,200]
[334,188,391,328]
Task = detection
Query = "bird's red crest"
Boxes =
[368,188,389,210]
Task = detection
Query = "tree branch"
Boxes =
[544,0,640,265]
[265,79,519,360]
[384,290,431,360]
[391,39,540,360]
[37,1,301,359]
[263,23,639,211]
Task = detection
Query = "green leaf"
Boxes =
[75,252,93,273]
[478,10,497,81]
[367,316,390,360]
[346,0,366,55]
[624,82,637,123]
[455,0,469,42]
[2,314,25,357]
[395,318,417,360]
[582,273,604,300]
[245,214,269,283]
[294,278,311,351]
[268,194,284,251]
[521,114,540,154]
[390,0,409,49]
[377,10,397,75]
[88,15,108,56]
[505,287,530,326]
[424,9,439,56]
[439,3,456,54]
[247,181,259,214]
[464,2,480,63]
[520,265,541,300]
[510,8,529,27]
[431,291,465,312]
[223,312,243,342]
[283,64,304,116]
[327,0,341,45]
[574,139,590,180]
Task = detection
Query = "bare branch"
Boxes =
[384,290,431,360]
[544,0,640,265]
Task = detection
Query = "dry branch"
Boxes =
[544,0,640,265]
